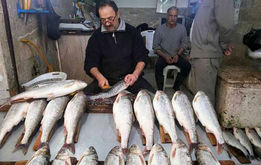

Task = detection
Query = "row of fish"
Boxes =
[0,90,87,155]
[26,141,220,165]
[223,127,261,160]
[113,89,224,155]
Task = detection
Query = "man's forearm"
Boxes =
[177,48,184,56]
[90,67,105,81]
[156,49,169,58]
[133,61,145,78]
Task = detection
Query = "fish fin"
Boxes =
[148,153,154,164]
[14,143,29,155]
[63,143,75,154]
[217,143,224,155]
[171,147,176,158]
[117,129,121,142]
[189,143,198,153]
[0,100,11,111]
[141,128,145,137]
[139,155,146,165]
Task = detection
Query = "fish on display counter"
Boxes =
[134,90,155,154]
[63,91,87,153]
[196,143,221,165]
[255,127,261,138]
[104,146,125,165]
[26,145,50,165]
[170,139,192,165]
[172,91,197,152]
[52,147,73,165]
[87,80,129,100]
[192,91,224,154]
[15,100,47,154]
[40,96,69,147]
[233,128,255,159]
[153,91,177,143]
[148,144,170,165]
[126,144,145,165]
[245,128,261,149]
[0,102,29,147]
[0,80,87,108]
[76,146,98,165]
[113,92,134,154]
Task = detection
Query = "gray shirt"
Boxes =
[153,23,187,57]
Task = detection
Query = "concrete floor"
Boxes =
[0,68,261,164]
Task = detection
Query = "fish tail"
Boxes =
[14,143,28,155]
[62,143,75,154]
[217,143,224,155]
[0,100,11,111]
[189,143,198,153]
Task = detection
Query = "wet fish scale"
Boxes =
[126,144,145,165]
[170,139,192,165]
[104,146,125,165]
[76,146,98,165]
[196,144,220,165]
[148,144,170,165]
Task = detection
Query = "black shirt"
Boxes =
[84,23,149,84]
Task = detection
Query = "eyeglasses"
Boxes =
[100,15,117,24]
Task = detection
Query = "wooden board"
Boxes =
[227,145,251,164]
[184,129,200,146]
[159,125,172,143]
[207,133,217,146]
[0,104,11,112]
[0,160,235,165]
[33,125,55,151]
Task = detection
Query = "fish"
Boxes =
[0,80,87,108]
[192,91,224,154]
[26,145,50,165]
[255,127,261,138]
[87,80,129,100]
[153,91,177,143]
[76,146,98,165]
[63,91,87,153]
[0,102,29,147]
[113,92,134,154]
[15,100,47,154]
[172,91,197,152]
[148,144,170,165]
[222,131,249,157]
[170,139,192,165]
[104,146,125,165]
[52,147,73,165]
[134,90,155,154]
[245,128,261,148]
[233,128,255,159]
[40,96,69,146]
[196,143,221,165]
[126,144,145,165]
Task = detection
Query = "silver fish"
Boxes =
[245,128,261,148]
[153,91,177,143]
[16,100,47,154]
[222,131,249,157]
[126,144,145,165]
[1,80,86,106]
[148,144,170,165]
[172,91,197,152]
[52,148,73,165]
[192,91,224,154]
[255,127,261,138]
[26,145,50,165]
[233,128,254,158]
[170,139,192,165]
[0,102,29,146]
[76,146,98,165]
[63,92,87,153]
[104,146,125,165]
[196,143,221,165]
[87,80,128,100]
[113,92,134,153]
[40,96,69,145]
[134,90,155,153]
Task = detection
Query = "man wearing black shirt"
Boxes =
[84,0,155,94]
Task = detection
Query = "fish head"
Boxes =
[193,91,205,103]
[36,145,50,157]
[129,144,142,155]
[151,144,164,153]
[154,90,168,102]
[56,147,71,160]
[85,146,98,156]
[110,146,123,156]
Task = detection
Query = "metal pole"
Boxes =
[1,0,20,93]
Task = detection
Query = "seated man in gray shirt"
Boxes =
[153,6,191,91]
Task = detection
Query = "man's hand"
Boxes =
[224,45,234,56]
[172,54,179,63]
[165,56,173,64]
[124,74,138,86]
[97,76,109,89]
